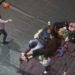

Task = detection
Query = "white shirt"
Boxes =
[0,19,9,29]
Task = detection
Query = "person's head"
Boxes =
[69,22,75,32]
[43,22,51,33]
[45,21,51,33]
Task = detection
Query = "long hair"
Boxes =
[44,23,64,58]
[53,21,69,30]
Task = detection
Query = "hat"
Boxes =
[48,21,51,26]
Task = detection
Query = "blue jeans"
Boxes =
[29,39,44,51]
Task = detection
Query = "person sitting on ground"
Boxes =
[24,21,52,60]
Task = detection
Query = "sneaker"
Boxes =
[43,70,48,74]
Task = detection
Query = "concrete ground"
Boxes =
[0,0,75,75]
[0,3,45,75]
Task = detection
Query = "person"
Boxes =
[20,21,53,73]
[20,21,52,58]
[0,15,12,44]
[25,21,53,59]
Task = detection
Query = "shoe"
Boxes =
[43,66,49,74]
[43,70,48,74]
[2,41,9,44]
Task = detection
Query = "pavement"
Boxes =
[0,0,75,75]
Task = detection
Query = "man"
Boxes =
[0,15,12,44]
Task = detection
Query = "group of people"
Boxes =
[19,20,75,74]
[23,21,68,58]
[0,0,75,75]
[0,13,75,74]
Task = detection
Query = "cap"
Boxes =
[48,21,51,26]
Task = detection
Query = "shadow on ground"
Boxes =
[0,39,21,75]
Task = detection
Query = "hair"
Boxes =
[53,21,69,30]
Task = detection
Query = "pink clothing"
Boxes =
[69,22,75,32]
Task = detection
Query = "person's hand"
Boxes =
[8,19,12,22]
